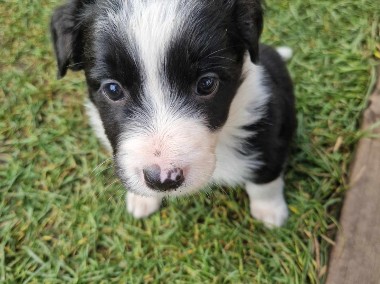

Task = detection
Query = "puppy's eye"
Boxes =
[102,81,125,101]
[195,74,219,97]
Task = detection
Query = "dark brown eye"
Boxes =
[102,81,125,101]
[195,74,219,96]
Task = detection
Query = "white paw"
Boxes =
[249,198,289,228]
[126,192,162,219]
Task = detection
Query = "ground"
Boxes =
[0,0,379,283]
[326,67,380,284]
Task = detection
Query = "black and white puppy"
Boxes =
[51,0,296,227]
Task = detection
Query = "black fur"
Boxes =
[164,2,247,129]
[245,44,296,184]
[50,0,89,78]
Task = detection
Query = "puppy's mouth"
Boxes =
[115,144,217,197]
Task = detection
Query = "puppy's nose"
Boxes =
[143,164,184,191]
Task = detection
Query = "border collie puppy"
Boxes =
[51,0,296,227]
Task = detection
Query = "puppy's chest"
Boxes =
[210,63,269,187]
[211,131,260,186]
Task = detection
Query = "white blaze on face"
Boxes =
[99,0,218,196]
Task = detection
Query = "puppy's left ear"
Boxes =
[51,1,85,78]
[233,0,263,64]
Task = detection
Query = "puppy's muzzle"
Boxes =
[143,164,185,191]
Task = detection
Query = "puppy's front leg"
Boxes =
[126,192,162,219]
[245,176,288,228]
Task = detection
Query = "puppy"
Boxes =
[51,0,296,227]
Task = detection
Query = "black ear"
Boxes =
[51,1,84,78]
[234,0,263,63]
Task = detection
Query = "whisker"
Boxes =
[201,45,241,61]
[66,62,84,68]
[91,157,113,174]
[208,55,236,62]
[200,66,229,72]
[202,47,230,59]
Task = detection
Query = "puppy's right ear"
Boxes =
[51,1,84,78]
[233,0,263,64]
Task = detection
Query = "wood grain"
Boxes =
[326,66,380,284]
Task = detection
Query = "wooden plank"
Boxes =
[326,66,380,284]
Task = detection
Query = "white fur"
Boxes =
[85,99,112,152]
[117,116,218,198]
[246,175,288,227]
[128,1,185,104]
[126,191,162,219]
[276,46,293,62]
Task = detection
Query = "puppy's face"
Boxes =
[51,0,263,197]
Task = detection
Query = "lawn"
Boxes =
[0,0,379,283]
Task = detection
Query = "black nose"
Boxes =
[143,164,184,191]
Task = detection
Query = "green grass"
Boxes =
[0,0,379,283]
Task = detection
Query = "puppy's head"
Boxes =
[51,0,263,197]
